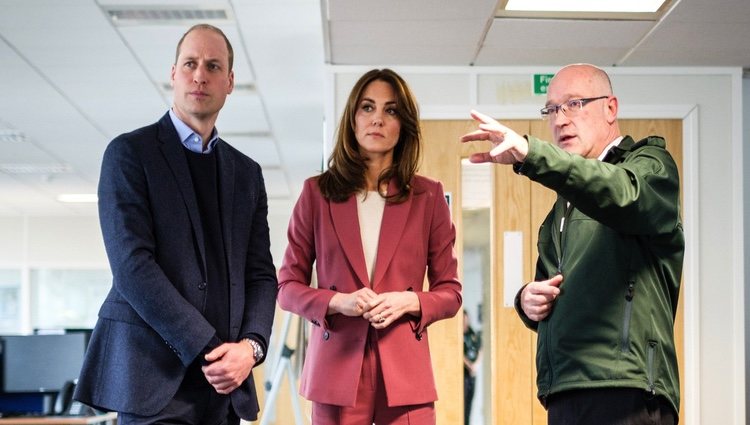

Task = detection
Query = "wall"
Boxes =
[326,66,745,425]
[0,208,292,271]
[0,216,106,266]
[744,72,750,424]
[0,205,293,333]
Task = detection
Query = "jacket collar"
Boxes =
[603,135,636,164]
[330,195,369,287]
[216,144,235,274]
[157,113,206,271]
[372,180,413,289]
[330,179,413,289]
[156,112,236,278]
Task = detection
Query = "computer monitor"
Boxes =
[1,333,87,393]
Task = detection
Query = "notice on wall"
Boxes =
[533,73,555,95]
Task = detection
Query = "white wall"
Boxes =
[743,73,750,424]
[326,65,745,425]
[268,199,293,270]
[0,216,107,267]
[0,208,292,272]
[0,205,293,334]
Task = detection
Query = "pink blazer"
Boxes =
[278,175,462,407]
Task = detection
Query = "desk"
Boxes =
[0,412,116,425]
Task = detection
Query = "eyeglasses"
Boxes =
[540,96,609,120]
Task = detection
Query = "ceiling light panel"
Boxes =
[505,0,667,13]
[102,5,233,26]
[0,129,26,144]
[0,164,72,175]
[497,0,674,20]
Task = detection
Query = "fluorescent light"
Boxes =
[57,194,98,203]
[0,129,25,143]
[161,82,255,93]
[505,0,667,13]
[0,164,72,174]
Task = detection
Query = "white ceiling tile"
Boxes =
[261,168,291,199]
[226,137,281,167]
[665,0,750,24]
[474,18,654,66]
[330,20,486,47]
[475,46,627,67]
[118,25,193,82]
[118,24,256,86]
[233,0,327,199]
[331,44,476,65]
[622,21,750,66]
[326,0,498,21]
[232,1,325,109]
[484,18,654,49]
[215,93,270,134]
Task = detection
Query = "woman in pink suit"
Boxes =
[278,68,462,425]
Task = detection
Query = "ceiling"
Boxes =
[1,0,748,216]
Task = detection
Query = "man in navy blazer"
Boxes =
[74,24,278,425]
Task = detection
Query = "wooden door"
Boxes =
[419,120,468,425]
[420,119,684,425]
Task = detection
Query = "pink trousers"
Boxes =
[311,331,436,425]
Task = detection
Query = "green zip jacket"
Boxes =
[514,135,684,414]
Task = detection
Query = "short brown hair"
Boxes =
[319,69,422,203]
[174,24,234,71]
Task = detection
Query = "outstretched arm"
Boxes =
[460,110,529,165]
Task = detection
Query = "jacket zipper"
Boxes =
[621,281,634,352]
[553,199,573,274]
[545,201,574,397]
[647,340,657,395]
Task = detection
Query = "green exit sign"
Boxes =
[533,74,554,95]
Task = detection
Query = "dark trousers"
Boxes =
[463,372,475,425]
[547,387,676,425]
[118,362,240,425]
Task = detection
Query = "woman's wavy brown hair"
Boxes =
[318,69,422,204]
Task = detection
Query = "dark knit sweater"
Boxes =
[184,148,230,343]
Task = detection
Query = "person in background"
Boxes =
[463,310,482,425]
[74,24,278,425]
[277,68,462,425]
[461,63,684,425]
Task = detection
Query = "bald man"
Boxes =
[461,64,684,425]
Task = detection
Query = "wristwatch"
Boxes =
[243,338,264,362]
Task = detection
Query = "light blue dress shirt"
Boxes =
[168,109,219,154]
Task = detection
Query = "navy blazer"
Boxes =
[74,112,278,419]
